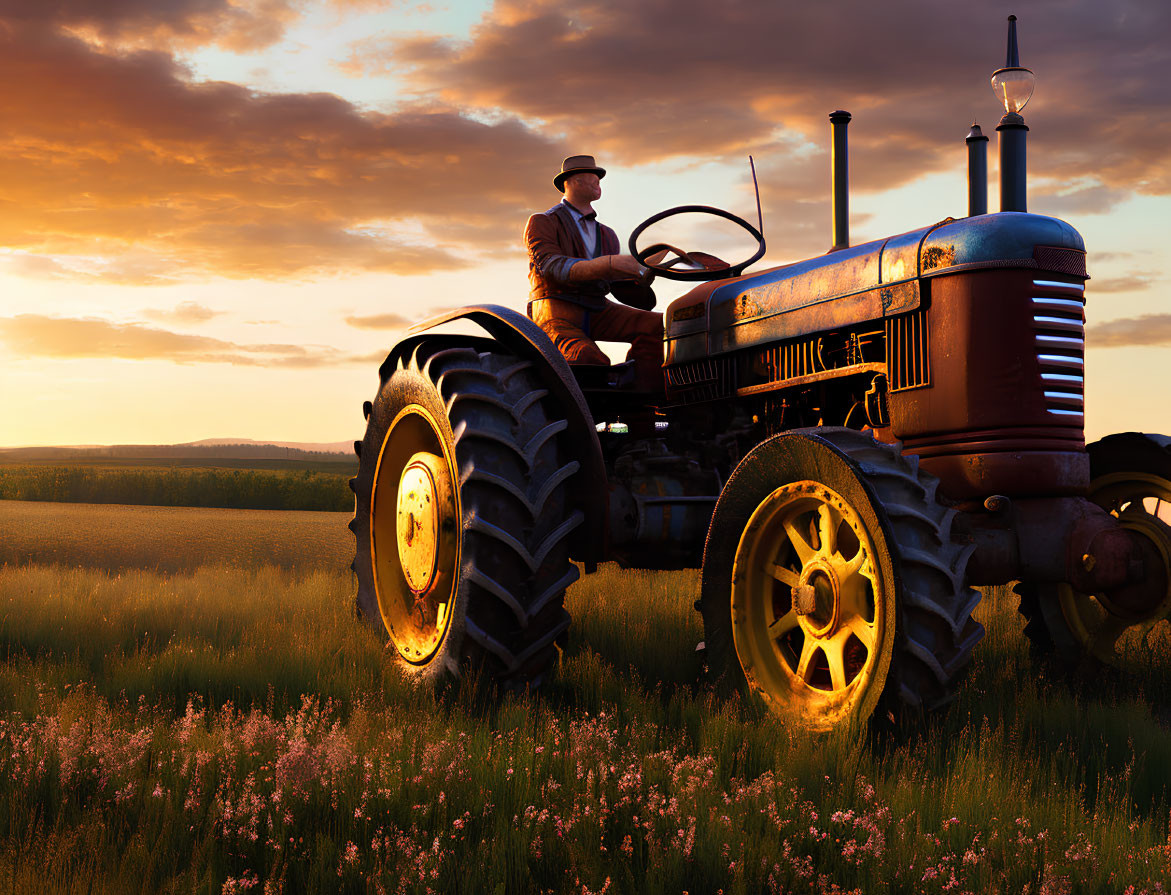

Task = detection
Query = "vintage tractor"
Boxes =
[348,18,1171,729]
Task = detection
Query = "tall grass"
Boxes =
[0,555,1169,893]
[0,465,352,511]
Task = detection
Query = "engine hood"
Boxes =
[664,212,1085,364]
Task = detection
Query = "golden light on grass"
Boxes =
[0,509,1169,890]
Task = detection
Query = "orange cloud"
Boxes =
[18,0,301,51]
[1088,314,1171,348]
[0,314,373,367]
[1090,274,1156,294]
[376,0,1171,210]
[142,302,224,323]
[0,17,564,281]
[344,312,411,329]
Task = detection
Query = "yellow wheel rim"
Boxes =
[370,404,460,664]
[1056,472,1171,659]
[731,481,895,730]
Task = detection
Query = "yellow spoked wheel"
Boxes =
[1019,434,1171,663]
[701,428,982,730]
[370,405,460,665]
[350,340,582,690]
[731,481,895,729]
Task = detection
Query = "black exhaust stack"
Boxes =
[829,110,851,251]
[966,124,989,216]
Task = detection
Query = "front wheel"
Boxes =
[700,428,983,730]
[350,340,583,691]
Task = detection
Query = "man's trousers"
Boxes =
[528,298,664,392]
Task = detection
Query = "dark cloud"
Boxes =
[4,1,1165,286]
[344,312,411,329]
[0,17,563,280]
[0,314,373,367]
[1088,314,1171,348]
[142,302,224,323]
[3,0,301,51]
[1031,185,1133,217]
[376,0,1171,208]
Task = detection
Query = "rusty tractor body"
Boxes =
[349,25,1171,729]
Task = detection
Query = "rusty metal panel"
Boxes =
[879,226,927,283]
[710,286,884,355]
[664,212,1086,369]
[888,269,1087,501]
[878,280,920,315]
[706,239,883,340]
[736,362,885,397]
[665,331,707,365]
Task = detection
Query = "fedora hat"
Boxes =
[554,155,606,192]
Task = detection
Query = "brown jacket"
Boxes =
[524,202,655,311]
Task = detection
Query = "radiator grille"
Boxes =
[758,336,824,383]
[886,308,930,391]
[1033,246,1088,279]
[1032,278,1085,418]
[664,356,734,402]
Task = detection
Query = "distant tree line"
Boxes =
[0,443,352,462]
[0,466,352,511]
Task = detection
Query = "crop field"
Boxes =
[0,504,1170,893]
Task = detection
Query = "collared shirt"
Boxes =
[561,199,599,258]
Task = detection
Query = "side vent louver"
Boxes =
[664,356,735,403]
[886,308,930,391]
[1032,278,1085,417]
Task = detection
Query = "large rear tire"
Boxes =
[1017,433,1171,663]
[350,340,582,691]
[700,428,982,730]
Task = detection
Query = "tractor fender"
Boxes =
[391,303,608,565]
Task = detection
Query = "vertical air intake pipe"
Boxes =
[829,110,851,250]
[967,123,988,216]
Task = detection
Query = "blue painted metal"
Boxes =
[664,212,1085,363]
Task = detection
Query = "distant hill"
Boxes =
[0,439,354,462]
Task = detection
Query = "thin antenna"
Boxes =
[749,155,763,235]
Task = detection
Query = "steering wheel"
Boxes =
[629,204,766,282]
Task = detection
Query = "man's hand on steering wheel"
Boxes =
[628,204,766,282]
[607,254,647,279]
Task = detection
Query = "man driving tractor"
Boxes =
[524,155,664,393]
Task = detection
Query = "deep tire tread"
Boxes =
[353,341,581,693]
[701,426,984,724]
[833,429,985,714]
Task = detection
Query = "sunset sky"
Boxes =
[0,0,1167,448]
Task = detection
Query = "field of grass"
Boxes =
[0,464,354,511]
[0,503,1170,892]
[0,500,352,572]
